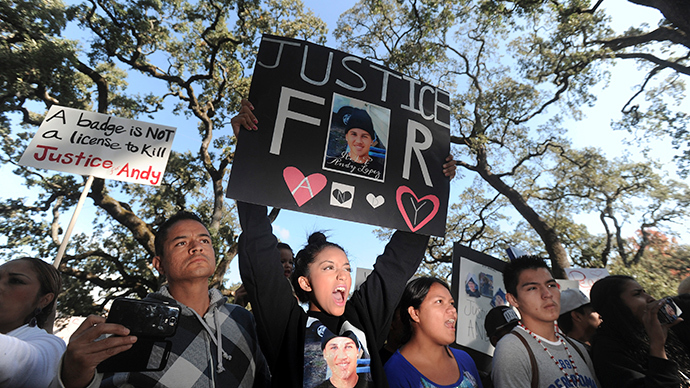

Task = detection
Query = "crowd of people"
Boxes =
[2,99,689,388]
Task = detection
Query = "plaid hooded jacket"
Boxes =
[57,286,270,388]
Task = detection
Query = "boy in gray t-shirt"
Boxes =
[491,256,600,388]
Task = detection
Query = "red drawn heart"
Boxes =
[395,186,440,232]
[283,166,327,207]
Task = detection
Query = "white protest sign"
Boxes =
[455,256,505,356]
[354,267,373,291]
[565,268,610,299]
[556,279,580,292]
[19,105,176,186]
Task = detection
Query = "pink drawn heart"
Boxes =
[283,166,327,207]
[396,186,440,232]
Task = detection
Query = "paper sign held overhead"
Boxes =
[227,34,452,236]
[19,106,177,186]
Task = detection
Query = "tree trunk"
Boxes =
[628,0,690,39]
[474,148,570,278]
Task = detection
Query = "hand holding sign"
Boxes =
[442,155,456,180]
[231,99,258,135]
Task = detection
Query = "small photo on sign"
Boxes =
[323,93,390,182]
[491,289,507,307]
[479,272,494,298]
[465,273,481,298]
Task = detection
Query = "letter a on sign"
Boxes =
[283,166,327,206]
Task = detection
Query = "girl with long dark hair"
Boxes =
[384,277,482,388]
[590,275,690,387]
[233,99,457,388]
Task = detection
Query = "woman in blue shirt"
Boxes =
[385,277,482,388]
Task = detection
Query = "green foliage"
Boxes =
[0,0,89,114]
[608,231,690,299]
[1,0,327,315]
[613,73,690,177]
[335,0,464,84]
[335,0,619,275]
[346,0,689,286]
[3,0,689,314]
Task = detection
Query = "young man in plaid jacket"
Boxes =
[54,211,270,388]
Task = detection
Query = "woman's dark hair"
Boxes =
[18,257,62,329]
[291,232,344,303]
[590,275,640,344]
[591,275,690,374]
[399,276,452,345]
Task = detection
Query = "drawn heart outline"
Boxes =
[283,166,327,207]
[395,186,440,232]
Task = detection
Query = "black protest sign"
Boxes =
[227,35,451,236]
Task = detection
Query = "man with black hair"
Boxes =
[557,289,601,349]
[55,211,270,388]
[492,255,600,388]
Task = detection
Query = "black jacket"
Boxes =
[237,201,428,388]
[591,332,683,388]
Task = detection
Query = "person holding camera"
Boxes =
[0,257,65,387]
[54,211,270,388]
[590,275,690,388]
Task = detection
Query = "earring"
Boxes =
[29,307,41,327]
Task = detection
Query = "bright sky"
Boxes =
[2,0,685,291]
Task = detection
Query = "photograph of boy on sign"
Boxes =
[318,329,369,388]
[323,94,389,182]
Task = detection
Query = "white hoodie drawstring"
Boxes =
[195,306,232,374]
[214,307,232,373]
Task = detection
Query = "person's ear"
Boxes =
[298,276,312,292]
[571,310,583,323]
[506,293,519,309]
[408,306,421,324]
[153,256,165,276]
[38,293,54,310]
